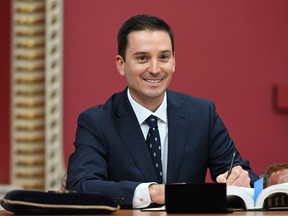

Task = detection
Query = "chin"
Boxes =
[146,90,165,99]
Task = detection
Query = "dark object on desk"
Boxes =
[0,190,119,214]
[264,193,288,210]
[165,183,230,213]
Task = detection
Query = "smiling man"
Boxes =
[66,14,258,209]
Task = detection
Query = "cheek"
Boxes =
[123,68,139,83]
[165,64,175,75]
[125,64,145,77]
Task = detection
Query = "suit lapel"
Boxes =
[166,91,191,183]
[113,90,158,182]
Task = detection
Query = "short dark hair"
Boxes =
[117,14,174,61]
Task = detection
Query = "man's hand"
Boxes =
[216,165,251,187]
[149,184,165,204]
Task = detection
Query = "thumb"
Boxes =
[216,171,228,183]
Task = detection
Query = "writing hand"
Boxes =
[149,184,165,204]
[216,165,251,187]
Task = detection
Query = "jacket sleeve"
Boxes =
[207,101,259,186]
[66,109,140,209]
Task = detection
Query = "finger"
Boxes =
[241,176,251,187]
[216,171,228,184]
[228,166,251,187]
[226,166,242,185]
[235,170,251,187]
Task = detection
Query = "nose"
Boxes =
[147,59,161,74]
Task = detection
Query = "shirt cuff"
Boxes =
[132,182,156,209]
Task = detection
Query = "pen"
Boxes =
[226,151,236,179]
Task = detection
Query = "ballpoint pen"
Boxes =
[227,151,236,179]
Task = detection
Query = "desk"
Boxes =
[1,209,288,216]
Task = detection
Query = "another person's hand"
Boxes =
[149,184,165,204]
[216,165,251,187]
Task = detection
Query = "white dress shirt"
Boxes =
[127,89,168,208]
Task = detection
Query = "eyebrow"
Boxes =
[132,50,172,56]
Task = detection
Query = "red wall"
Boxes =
[0,0,11,183]
[1,0,288,183]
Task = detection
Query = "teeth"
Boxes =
[145,79,161,83]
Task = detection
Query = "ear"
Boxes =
[116,55,125,76]
[172,52,176,73]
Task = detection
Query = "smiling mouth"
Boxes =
[143,78,164,83]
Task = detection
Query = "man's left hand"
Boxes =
[216,165,251,187]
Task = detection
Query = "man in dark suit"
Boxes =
[66,14,258,209]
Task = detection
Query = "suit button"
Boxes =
[116,197,125,203]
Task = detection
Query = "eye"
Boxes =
[159,54,170,62]
[136,55,148,63]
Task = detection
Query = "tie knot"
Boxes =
[146,115,158,128]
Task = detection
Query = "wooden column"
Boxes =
[11,0,64,190]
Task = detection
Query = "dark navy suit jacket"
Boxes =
[67,88,258,208]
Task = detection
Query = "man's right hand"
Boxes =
[149,184,165,204]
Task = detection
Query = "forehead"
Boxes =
[126,30,172,51]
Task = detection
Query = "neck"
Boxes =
[128,90,165,112]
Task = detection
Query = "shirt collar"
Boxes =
[127,89,167,125]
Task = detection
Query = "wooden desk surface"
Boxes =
[1,209,288,216]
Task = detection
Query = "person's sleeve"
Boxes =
[66,110,140,208]
[207,101,259,186]
[133,183,155,208]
